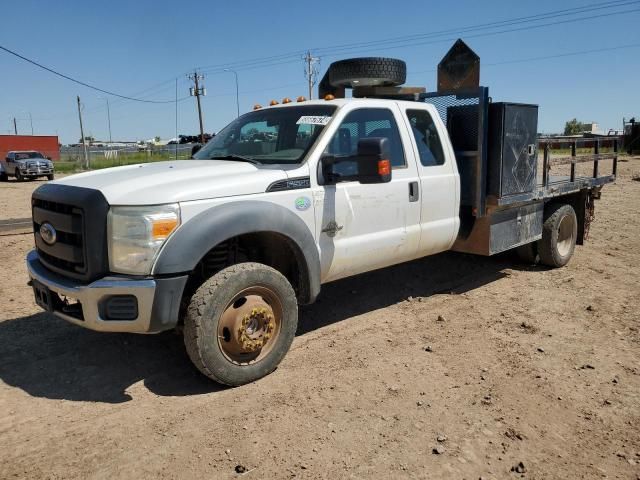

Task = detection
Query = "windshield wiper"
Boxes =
[208,154,260,165]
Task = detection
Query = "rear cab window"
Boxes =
[406,109,445,167]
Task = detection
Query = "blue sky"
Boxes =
[1,0,639,143]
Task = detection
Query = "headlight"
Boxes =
[108,204,180,275]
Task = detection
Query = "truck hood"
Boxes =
[54,160,288,205]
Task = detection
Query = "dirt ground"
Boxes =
[0,159,639,480]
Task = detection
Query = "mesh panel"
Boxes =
[421,88,488,210]
[422,94,480,152]
[365,119,391,135]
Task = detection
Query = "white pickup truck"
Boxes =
[26,47,617,385]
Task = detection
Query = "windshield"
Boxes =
[15,152,44,160]
[194,105,337,164]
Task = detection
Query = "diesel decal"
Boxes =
[266,177,311,192]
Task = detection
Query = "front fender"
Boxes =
[153,200,321,304]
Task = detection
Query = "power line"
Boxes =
[311,0,639,55]
[0,44,181,103]
[188,0,639,74]
[317,6,640,59]
[409,42,640,75]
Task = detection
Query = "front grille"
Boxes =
[31,184,110,282]
[33,198,86,274]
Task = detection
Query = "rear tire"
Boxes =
[329,57,406,88]
[183,263,298,386]
[538,204,577,268]
[0,172,7,182]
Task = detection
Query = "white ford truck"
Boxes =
[26,42,617,385]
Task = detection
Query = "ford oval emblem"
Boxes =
[40,222,57,245]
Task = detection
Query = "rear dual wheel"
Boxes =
[517,203,577,268]
[539,204,577,267]
[184,263,298,386]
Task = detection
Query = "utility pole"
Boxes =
[13,117,17,135]
[29,112,33,135]
[77,96,89,169]
[188,71,206,144]
[303,51,320,100]
[106,98,112,144]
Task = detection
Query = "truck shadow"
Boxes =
[0,251,526,403]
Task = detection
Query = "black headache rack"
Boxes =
[421,87,617,255]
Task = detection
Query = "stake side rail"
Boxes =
[487,137,617,208]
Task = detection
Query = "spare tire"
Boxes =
[328,57,406,88]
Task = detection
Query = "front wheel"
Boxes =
[0,172,7,182]
[47,174,54,181]
[15,170,23,182]
[183,263,298,386]
[539,204,578,268]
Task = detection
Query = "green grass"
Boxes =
[55,153,191,174]
[549,147,616,155]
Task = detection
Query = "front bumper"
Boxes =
[21,168,53,176]
[26,250,187,333]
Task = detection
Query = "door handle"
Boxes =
[409,181,419,202]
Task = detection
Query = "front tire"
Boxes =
[0,172,7,182]
[184,263,298,386]
[15,170,23,182]
[47,174,54,181]
[539,204,577,268]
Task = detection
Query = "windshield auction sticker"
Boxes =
[296,116,331,126]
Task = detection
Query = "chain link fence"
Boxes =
[55,144,195,172]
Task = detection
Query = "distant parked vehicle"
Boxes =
[0,151,54,182]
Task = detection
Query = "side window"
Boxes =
[325,108,406,168]
[406,109,445,167]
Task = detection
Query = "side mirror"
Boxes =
[320,137,392,185]
[191,144,202,156]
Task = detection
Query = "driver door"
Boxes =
[313,103,422,283]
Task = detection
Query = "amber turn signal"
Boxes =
[296,96,306,102]
[377,159,391,176]
[269,99,279,106]
[282,97,292,104]
[151,218,179,240]
[253,104,262,110]
[324,94,335,101]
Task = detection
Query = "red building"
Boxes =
[0,135,60,161]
